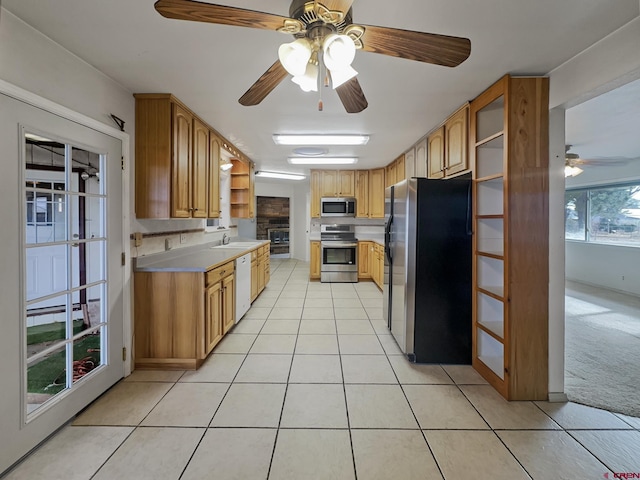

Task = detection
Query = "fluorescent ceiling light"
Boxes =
[255,171,306,181]
[288,157,358,165]
[273,134,370,146]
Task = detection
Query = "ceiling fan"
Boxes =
[154,0,471,113]
[565,145,629,177]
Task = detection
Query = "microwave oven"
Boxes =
[321,197,356,217]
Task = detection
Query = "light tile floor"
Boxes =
[5,259,640,479]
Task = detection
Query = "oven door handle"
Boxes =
[321,241,358,248]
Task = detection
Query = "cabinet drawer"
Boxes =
[206,261,234,285]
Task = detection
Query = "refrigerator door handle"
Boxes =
[384,216,393,264]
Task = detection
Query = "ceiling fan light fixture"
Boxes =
[255,170,306,181]
[292,62,319,92]
[329,65,358,89]
[323,34,356,70]
[272,134,370,146]
[564,165,584,178]
[278,38,312,76]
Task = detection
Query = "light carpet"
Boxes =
[565,280,640,418]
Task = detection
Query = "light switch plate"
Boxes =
[180,233,187,244]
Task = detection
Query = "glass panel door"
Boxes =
[24,136,109,415]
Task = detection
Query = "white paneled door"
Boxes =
[0,92,124,474]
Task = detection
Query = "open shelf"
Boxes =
[477,285,504,300]
[477,328,504,380]
[476,178,504,216]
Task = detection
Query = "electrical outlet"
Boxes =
[165,238,173,250]
[134,232,143,247]
[180,233,187,244]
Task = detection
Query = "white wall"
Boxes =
[547,14,640,397]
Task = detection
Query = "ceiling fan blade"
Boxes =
[359,25,471,67]
[335,77,368,113]
[239,61,289,106]
[155,0,292,31]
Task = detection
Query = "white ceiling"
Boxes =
[4,0,640,175]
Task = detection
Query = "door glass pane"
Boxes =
[23,130,109,417]
[25,245,68,301]
[26,294,69,362]
[72,240,105,288]
[72,328,102,385]
[26,343,68,412]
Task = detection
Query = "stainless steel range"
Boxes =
[320,224,358,283]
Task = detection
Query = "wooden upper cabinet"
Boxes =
[311,170,321,218]
[385,162,396,187]
[192,117,209,218]
[427,126,445,179]
[338,170,355,197]
[135,93,245,219]
[395,154,406,182]
[369,168,385,218]
[427,104,470,179]
[171,103,193,217]
[445,105,469,176]
[415,138,427,177]
[404,147,416,179]
[356,170,369,217]
[318,170,355,197]
[320,170,338,196]
[208,134,221,218]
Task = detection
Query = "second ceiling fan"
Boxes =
[154,0,472,113]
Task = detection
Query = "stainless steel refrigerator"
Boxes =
[383,177,472,363]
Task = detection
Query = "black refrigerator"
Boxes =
[383,177,472,364]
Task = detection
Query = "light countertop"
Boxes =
[134,239,270,273]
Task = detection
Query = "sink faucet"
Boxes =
[222,233,230,245]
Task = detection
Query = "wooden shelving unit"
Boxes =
[230,158,251,218]
[471,75,550,400]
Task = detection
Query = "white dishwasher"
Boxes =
[235,253,252,322]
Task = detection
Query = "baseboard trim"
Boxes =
[548,392,569,402]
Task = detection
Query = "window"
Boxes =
[565,183,640,247]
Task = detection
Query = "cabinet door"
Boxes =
[427,126,445,179]
[310,241,321,279]
[172,103,193,217]
[369,168,385,218]
[404,147,416,179]
[358,242,371,278]
[395,155,405,182]
[321,170,338,196]
[205,281,223,354]
[311,170,321,217]
[385,162,396,187]
[355,170,369,217]
[192,118,209,218]
[264,256,270,286]
[222,274,235,334]
[251,259,258,302]
[208,134,221,218]
[257,254,265,293]
[338,170,355,196]
[445,106,469,176]
[415,138,428,177]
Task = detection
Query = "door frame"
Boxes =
[0,78,132,377]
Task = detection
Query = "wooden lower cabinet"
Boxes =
[358,241,371,279]
[251,253,258,302]
[134,261,235,370]
[221,273,235,334]
[310,241,321,279]
[371,243,384,290]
